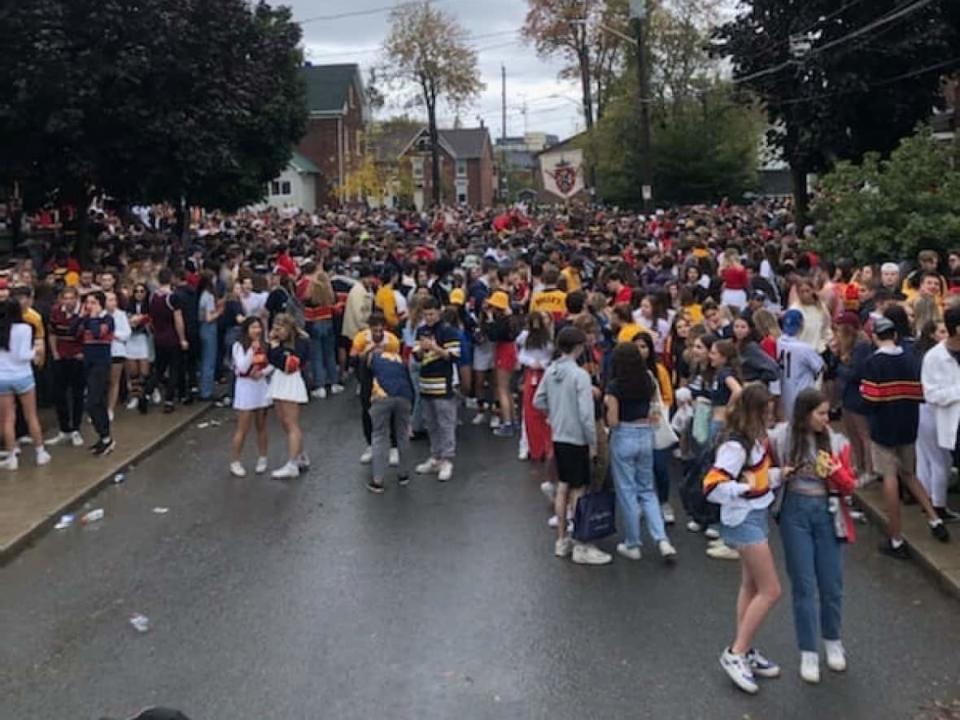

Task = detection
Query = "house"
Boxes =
[296,63,369,206]
[397,126,496,209]
[534,134,590,203]
[933,76,959,142]
[258,151,321,214]
[497,132,559,201]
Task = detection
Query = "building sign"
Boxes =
[541,148,585,199]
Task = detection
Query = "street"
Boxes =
[1,394,959,720]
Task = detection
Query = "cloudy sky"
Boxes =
[291,0,583,141]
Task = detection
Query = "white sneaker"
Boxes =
[708,537,726,549]
[311,387,327,400]
[126,396,139,410]
[720,648,759,695]
[17,435,32,446]
[71,431,84,447]
[35,448,51,466]
[540,481,557,503]
[298,452,310,469]
[704,526,721,540]
[471,412,487,426]
[438,460,453,482]
[800,651,821,684]
[518,447,529,461]
[824,640,846,672]
[489,415,500,429]
[416,458,441,475]
[706,544,740,560]
[572,543,612,565]
[661,502,676,524]
[255,456,268,474]
[547,514,560,528]
[617,543,642,560]
[0,454,18,471]
[389,448,400,466]
[230,461,247,478]
[152,389,162,405]
[108,409,114,423]
[330,383,345,395]
[686,520,703,533]
[658,540,678,561]
[360,446,373,464]
[45,432,70,446]
[271,461,300,479]
[554,537,573,557]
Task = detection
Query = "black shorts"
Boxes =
[553,442,591,489]
[112,357,125,365]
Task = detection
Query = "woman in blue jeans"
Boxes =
[604,342,677,562]
[769,387,852,685]
[197,272,223,401]
[301,262,342,399]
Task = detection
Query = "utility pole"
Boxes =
[500,64,508,202]
[501,64,507,144]
[630,0,653,212]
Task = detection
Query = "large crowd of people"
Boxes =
[2,199,959,694]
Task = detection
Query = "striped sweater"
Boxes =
[859,345,922,446]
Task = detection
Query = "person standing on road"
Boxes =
[366,341,414,494]
[535,326,611,566]
[352,313,401,466]
[105,291,131,423]
[769,388,855,684]
[46,286,86,447]
[413,297,460,482]
[197,271,223,402]
[604,342,678,563]
[777,309,824,421]
[124,283,154,415]
[919,304,960,522]
[301,261,343,400]
[266,313,309,479]
[74,291,116,457]
[705,383,782,695]
[230,317,272,478]
[860,315,949,557]
[147,269,189,414]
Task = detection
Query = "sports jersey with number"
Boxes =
[777,335,824,419]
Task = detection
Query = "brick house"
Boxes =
[397,127,496,209]
[296,64,369,206]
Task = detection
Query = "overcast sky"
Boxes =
[291,0,583,141]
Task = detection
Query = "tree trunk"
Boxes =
[579,49,594,130]
[791,162,809,226]
[427,98,441,208]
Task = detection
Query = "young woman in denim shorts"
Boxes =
[703,383,783,695]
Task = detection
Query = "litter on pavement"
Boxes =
[152,507,169,515]
[54,514,75,530]
[129,613,151,633]
[80,509,104,525]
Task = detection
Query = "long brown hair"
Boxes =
[725,382,770,447]
[309,269,335,307]
[788,387,831,466]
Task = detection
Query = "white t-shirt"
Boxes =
[0,324,35,379]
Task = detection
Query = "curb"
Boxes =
[0,403,212,566]
[854,487,960,601]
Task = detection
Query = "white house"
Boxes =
[259,150,322,213]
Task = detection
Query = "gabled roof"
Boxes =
[534,132,586,158]
[439,128,491,159]
[289,149,321,174]
[300,64,366,118]
[397,126,492,159]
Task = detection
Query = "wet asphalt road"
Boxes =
[1,389,959,720]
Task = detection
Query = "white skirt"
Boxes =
[267,370,308,404]
[233,376,272,411]
[721,288,747,310]
[126,332,154,361]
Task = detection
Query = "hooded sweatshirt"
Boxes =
[533,355,597,450]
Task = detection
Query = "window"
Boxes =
[281,181,291,196]
[412,158,423,178]
[456,160,467,177]
[356,130,363,157]
[456,180,468,205]
[270,181,281,196]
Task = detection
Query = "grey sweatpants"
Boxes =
[422,395,458,460]
[371,396,412,480]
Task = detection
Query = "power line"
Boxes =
[298,1,425,24]
[805,0,940,58]
[306,30,511,59]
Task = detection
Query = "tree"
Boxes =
[814,128,960,265]
[522,0,629,129]
[0,0,306,251]
[715,0,960,220]
[342,154,386,205]
[383,0,483,207]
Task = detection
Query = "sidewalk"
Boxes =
[856,483,960,599]
[0,403,209,563]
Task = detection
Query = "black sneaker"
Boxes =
[91,438,116,457]
[879,539,910,559]
[398,475,410,487]
[366,480,385,494]
[929,520,950,543]
[137,396,148,415]
[936,506,960,524]
[162,403,175,414]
